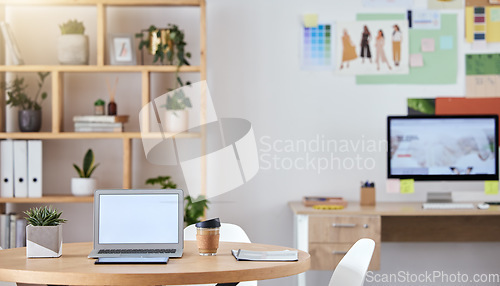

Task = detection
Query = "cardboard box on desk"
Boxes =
[360,187,376,206]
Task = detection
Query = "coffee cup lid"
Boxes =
[195,218,221,228]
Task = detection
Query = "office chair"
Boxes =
[184,223,256,286]
[328,238,375,286]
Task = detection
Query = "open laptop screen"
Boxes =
[99,194,179,244]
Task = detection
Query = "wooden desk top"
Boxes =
[289,201,500,216]
[0,241,310,285]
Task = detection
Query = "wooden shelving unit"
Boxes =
[0,132,201,139]
[0,0,207,203]
[0,196,93,203]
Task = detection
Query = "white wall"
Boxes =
[4,1,500,285]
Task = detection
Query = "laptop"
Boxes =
[89,189,184,258]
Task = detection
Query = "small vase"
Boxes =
[57,34,89,65]
[165,110,188,133]
[18,110,41,132]
[26,225,63,258]
[71,178,96,196]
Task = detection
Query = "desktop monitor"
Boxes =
[387,115,499,181]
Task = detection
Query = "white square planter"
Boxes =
[26,225,62,258]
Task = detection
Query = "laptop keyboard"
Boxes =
[98,249,176,254]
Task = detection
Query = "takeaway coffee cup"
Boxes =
[196,218,221,256]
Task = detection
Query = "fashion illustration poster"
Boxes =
[336,20,408,75]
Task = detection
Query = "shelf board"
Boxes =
[0,65,200,73]
[0,196,93,203]
[0,0,201,6]
[0,132,201,139]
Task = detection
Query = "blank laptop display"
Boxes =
[89,189,184,258]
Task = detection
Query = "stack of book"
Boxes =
[73,115,129,132]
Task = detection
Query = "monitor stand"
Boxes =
[426,192,452,203]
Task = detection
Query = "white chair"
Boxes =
[184,223,256,286]
[328,238,375,286]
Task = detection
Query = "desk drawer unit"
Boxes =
[308,215,381,270]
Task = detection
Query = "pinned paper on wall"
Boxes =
[440,35,454,50]
[400,179,415,194]
[303,14,318,28]
[410,54,424,66]
[363,0,414,8]
[466,5,500,43]
[336,20,409,75]
[386,179,401,193]
[356,13,458,84]
[411,10,441,29]
[465,53,500,97]
[485,181,499,194]
[428,0,465,9]
[300,21,336,70]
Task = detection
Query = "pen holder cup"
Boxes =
[360,187,376,206]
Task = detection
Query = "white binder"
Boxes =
[0,140,14,198]
[13,140,28,198]
[28,140,42,198]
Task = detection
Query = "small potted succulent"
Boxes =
[71,149,99,196]
[24,206,66,258]
[94,99,105,115]
[145,175,209,226]
[3,72,50,132]
[58,19,89,65]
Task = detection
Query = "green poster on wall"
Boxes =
[356,13,458,84]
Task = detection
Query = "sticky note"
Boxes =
[485,181,499,195]
[400,179,415,194]
[490,8,500,22]
[303,14,318,28]
[440,35,453,50]
[386,179,400,193]
[410,54,424,67]
[421,38,435,52]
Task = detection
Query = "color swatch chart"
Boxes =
[301,24,333,68]
[473,6,486,42]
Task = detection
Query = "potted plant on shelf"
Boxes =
[58,19,89,65]
[72,149,99,196]
[3,72,50,132]
[24,206,67,258]
[136,24,192,133]
[145,175,209,225]
[135,24,191,68]
[161,84,192,133]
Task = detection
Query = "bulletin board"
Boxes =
[356,13,458,84]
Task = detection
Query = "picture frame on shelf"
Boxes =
[108,33,136,65]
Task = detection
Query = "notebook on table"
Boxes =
[89,189,184,258]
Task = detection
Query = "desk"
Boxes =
[289,201,500,286]
[0,241,310,285]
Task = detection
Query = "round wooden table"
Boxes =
[0,241,310,285]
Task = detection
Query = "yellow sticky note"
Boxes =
[400,179,415,194]
[485,181,499,195]
[303,14,318,28]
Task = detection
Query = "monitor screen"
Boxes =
[387,115,499,181]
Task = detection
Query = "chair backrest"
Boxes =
[184,223,251,243]
[184,223,255,286]
[328,238,375,286]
